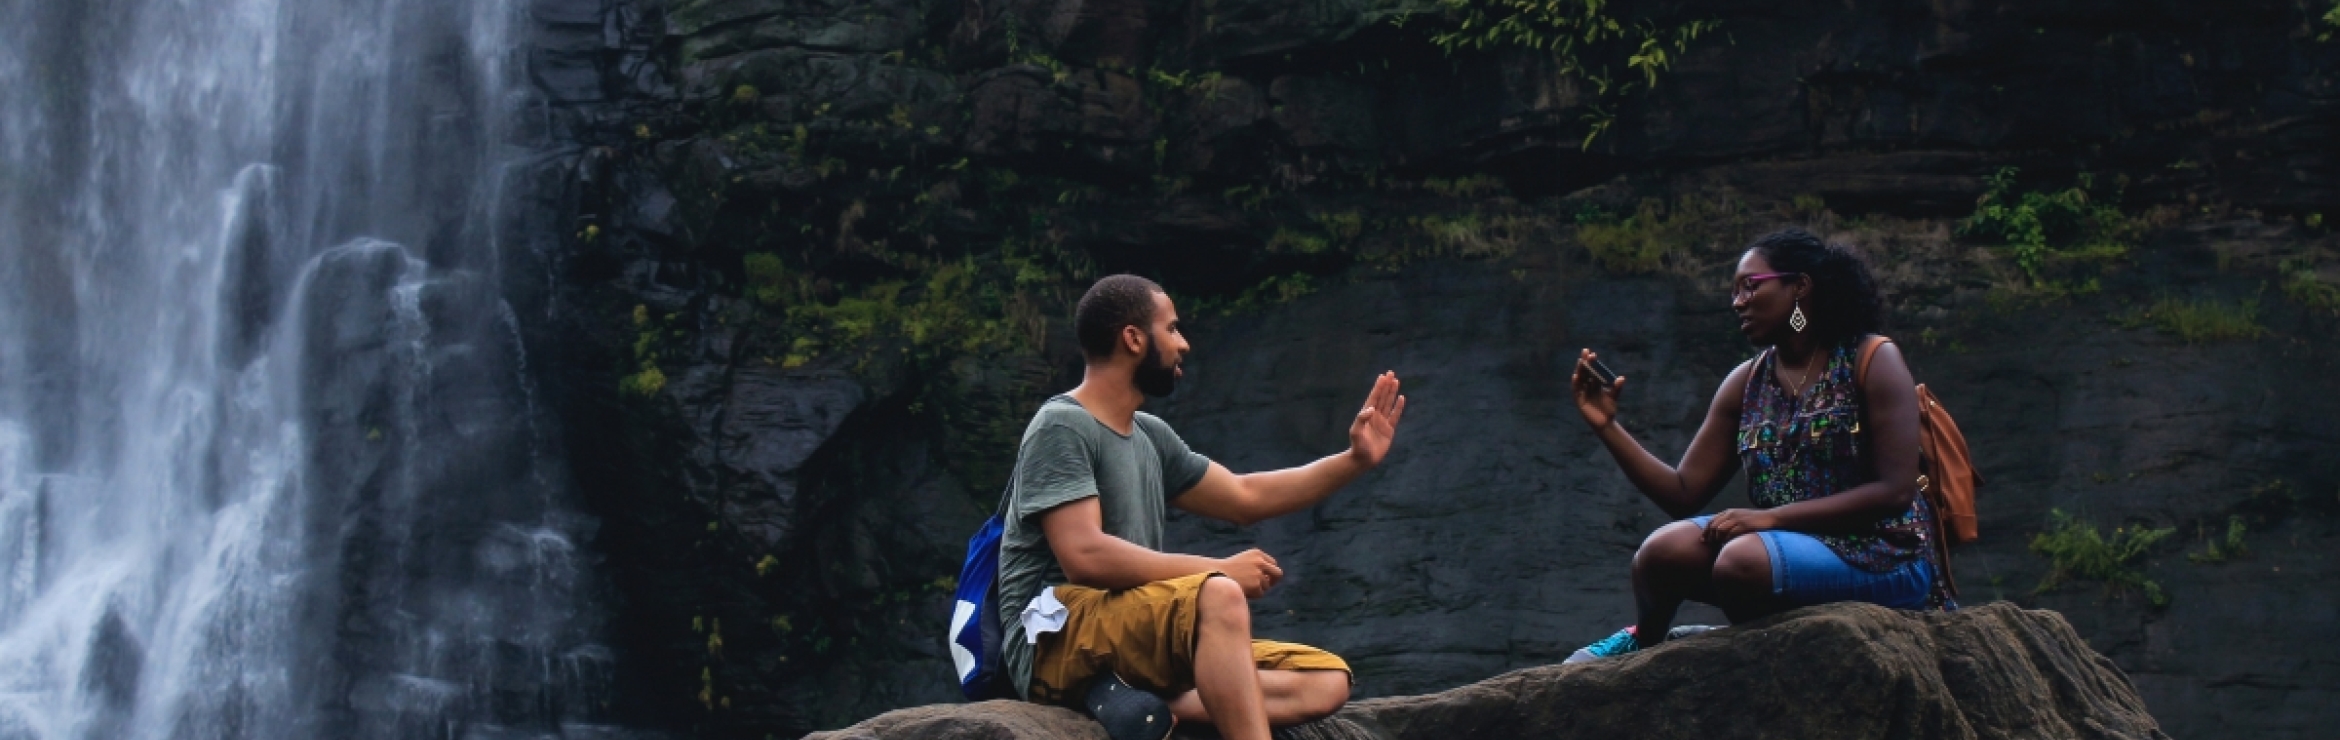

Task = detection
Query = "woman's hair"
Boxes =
[1747,228,1883,343]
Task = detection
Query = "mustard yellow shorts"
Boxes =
[1028,572,1349,706]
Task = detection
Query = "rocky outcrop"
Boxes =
[806,602,2170,740]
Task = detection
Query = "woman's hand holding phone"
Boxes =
[1571,348,1625,430]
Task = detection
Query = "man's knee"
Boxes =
[1198,575,1250,633]
[1296,671,1350,721]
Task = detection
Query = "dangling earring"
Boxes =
[1790,301,1809,333]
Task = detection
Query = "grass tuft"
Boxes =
[2185,515,2250,564]
[2137,297,2265,343]
[2282,267,2340,315]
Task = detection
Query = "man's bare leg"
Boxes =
[1169,669,1348,727]
[1191,576,1270,740]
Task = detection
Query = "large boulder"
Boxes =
[804,602,2168,740]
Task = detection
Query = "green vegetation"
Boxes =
[2281,256,2340,314]
[1571,196,1744,275]
[777,259,1044,362]
[1189,273,1321,317]
[1422,175,1507,199]
[2134,296,2265,343]
[1958,167,2138,281]
[1412,212,1526,259]
[2030,509,2174,607]
[1575,199,1686,273]
[619,304,671,398]
[1266,227,1332,255]
[743,252,788,305]
[1401,0,1721,147]
[2186,515,2249,564]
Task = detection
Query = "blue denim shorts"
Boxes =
[1690,516,1933,610]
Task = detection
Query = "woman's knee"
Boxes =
[1632,520,1712,575]
[1710,535,1772,597]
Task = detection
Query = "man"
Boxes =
[996,274,1406,740]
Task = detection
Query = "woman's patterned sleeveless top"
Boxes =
[1736,339,1935,574]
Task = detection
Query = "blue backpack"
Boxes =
[948,492,1012,700]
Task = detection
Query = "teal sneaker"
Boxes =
[1564,626,1641,664]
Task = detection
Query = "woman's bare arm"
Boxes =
[1574,351,1750,519]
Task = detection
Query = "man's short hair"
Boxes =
[1075,274,1164,359]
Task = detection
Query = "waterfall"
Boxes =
[0,0,619,738]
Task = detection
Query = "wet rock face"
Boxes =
[501,0,2340,737]
[806,602,2172,740]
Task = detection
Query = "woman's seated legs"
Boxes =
[1607,518,1934,662]
[1749,529,1934,611]
[1709,533,1780,623]
[1629,519,1720,645]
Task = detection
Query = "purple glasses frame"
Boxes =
[1732,272,1802,299]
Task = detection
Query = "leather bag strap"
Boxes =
[1855,334,1891,386]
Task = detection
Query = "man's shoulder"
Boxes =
[1023,395,1092,431]
[1016,396,1104,456]
[1131,410,1177,436]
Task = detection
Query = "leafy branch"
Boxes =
[1401,0,1720,148]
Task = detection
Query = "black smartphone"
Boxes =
[1587,355,1619,388]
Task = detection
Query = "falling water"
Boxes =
[0,0,619,738]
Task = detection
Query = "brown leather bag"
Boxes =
[1856,336,1982,545]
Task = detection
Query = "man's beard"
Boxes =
[1134,338,1179,398]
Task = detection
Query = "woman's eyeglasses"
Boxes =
[1732,272,1801,299]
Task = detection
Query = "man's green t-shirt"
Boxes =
[996,394,1213,699]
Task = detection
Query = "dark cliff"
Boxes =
[499,0,2340,737]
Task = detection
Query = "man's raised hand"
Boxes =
[1346,371,1407,469]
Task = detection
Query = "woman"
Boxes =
[1565,228,1951,663]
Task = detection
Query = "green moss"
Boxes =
[1267,227,1332,255]
[743,253,790,305]
[1571,197,1731,274]
[2136,297,2265,343]
[620,304,672,398]
[1313,211,1365,241]
[1412,212,1524,259]
[620,365,668,398]
[2282,263,2340,315]
[2030,509,2174,606]
[1192,273,1321,317]
[1143,68,1222,94]
[1422,175,1506,199]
